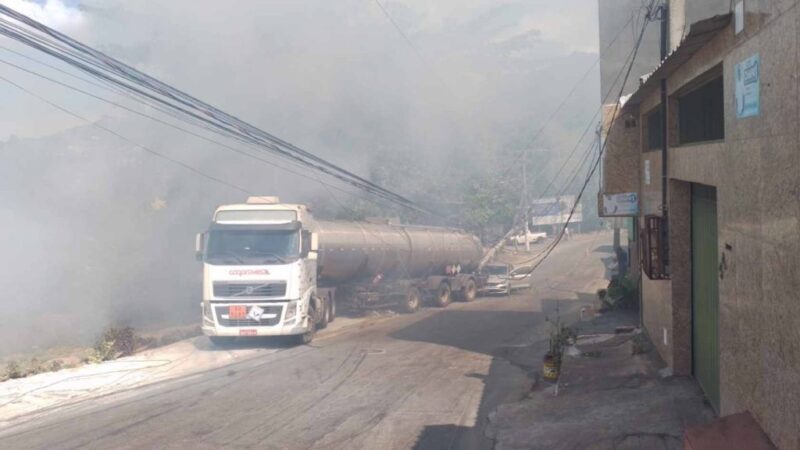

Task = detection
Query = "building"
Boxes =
[598,1,799,447]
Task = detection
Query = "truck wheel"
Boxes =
[209,336,235,347]
[399,287,421,313]
[433,282,452,308]
[318,297,330,330]
[460,279,477,302]
[296,314,317,345]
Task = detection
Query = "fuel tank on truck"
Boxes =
[315,220,483,284]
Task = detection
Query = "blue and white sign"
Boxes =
[601,192,639,217]
[735,54,760,118]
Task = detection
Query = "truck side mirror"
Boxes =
[301,230,312,257]
[311,232,319,251]
[195,232,205,261]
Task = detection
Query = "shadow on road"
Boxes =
[390,298,582,449]
[191,335,298,351]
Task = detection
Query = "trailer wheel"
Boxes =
[399,287,421,313]
[433,282,452,308]
[459,279,477,302]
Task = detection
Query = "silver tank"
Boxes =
[316,220,483,283]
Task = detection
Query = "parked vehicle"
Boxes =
[480,263,534,295]
[508,230,547,246]
[195,196,485,345]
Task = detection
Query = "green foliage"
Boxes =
[90,326,138,362]
[607,274,639,310]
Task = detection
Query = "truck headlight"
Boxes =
[284,301,298,322]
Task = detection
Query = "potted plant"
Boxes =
[543,313,574,381]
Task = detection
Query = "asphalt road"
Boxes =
[0,232,612,450]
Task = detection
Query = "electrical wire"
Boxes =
[0,55,395,208]
[496,9,640,180]
[0,5,428,214]
[510,0,656,271]
[0,73,257,196]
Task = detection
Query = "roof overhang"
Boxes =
[626,13,732,106]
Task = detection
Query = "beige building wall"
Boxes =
[627,4,800,447]
[601,104,641,195]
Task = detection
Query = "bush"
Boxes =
[607,274,639,310]
[4,361,24,380]
[91,326,139,362]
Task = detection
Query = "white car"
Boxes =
[480,264,534,295]
[508,231,547,246]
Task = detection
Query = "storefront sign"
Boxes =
[735,54,760,118]
[600,192,639,217]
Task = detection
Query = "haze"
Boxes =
[0,0,600,355]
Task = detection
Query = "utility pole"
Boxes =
[523,149,530,251]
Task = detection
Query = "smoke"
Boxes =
[0,0,601,355]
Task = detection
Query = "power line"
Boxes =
[481,5,650,265]
[0,73,256,196]
[0,5,428,214]
[481,7,649,267]
[372,0,429,69]
[514,0,656,271]
[496,9,640,181]
[0,54,394,207]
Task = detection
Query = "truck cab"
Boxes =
[195,196,331,345]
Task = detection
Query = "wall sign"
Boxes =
[600,192,639,217]
[644,160,651,185]
[735,54,760,118]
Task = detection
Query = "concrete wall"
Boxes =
[630,4,800,447]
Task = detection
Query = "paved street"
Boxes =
[0,232,611,450]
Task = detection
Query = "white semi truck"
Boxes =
[196,197,484,345]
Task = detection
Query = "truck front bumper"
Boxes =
[201,301,310,337]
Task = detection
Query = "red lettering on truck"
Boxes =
[228,269,270,276]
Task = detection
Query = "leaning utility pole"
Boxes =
[522,150,530,251]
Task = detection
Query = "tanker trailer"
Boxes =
[316,220,484,312]
[195,197,485,345]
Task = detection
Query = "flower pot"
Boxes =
[542,352,559,381]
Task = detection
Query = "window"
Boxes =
[678,76,724,144]
[642,215,670,279]
[646,107,663,150]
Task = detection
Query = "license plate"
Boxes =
[229,305,247,320]
[239,329,257,336]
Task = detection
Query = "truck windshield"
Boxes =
[206,230,299,265]
[483,265,508,275]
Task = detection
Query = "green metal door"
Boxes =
[692,184,720,411]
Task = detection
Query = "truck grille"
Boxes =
[214,305,283,327]
[213,281,287,297]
